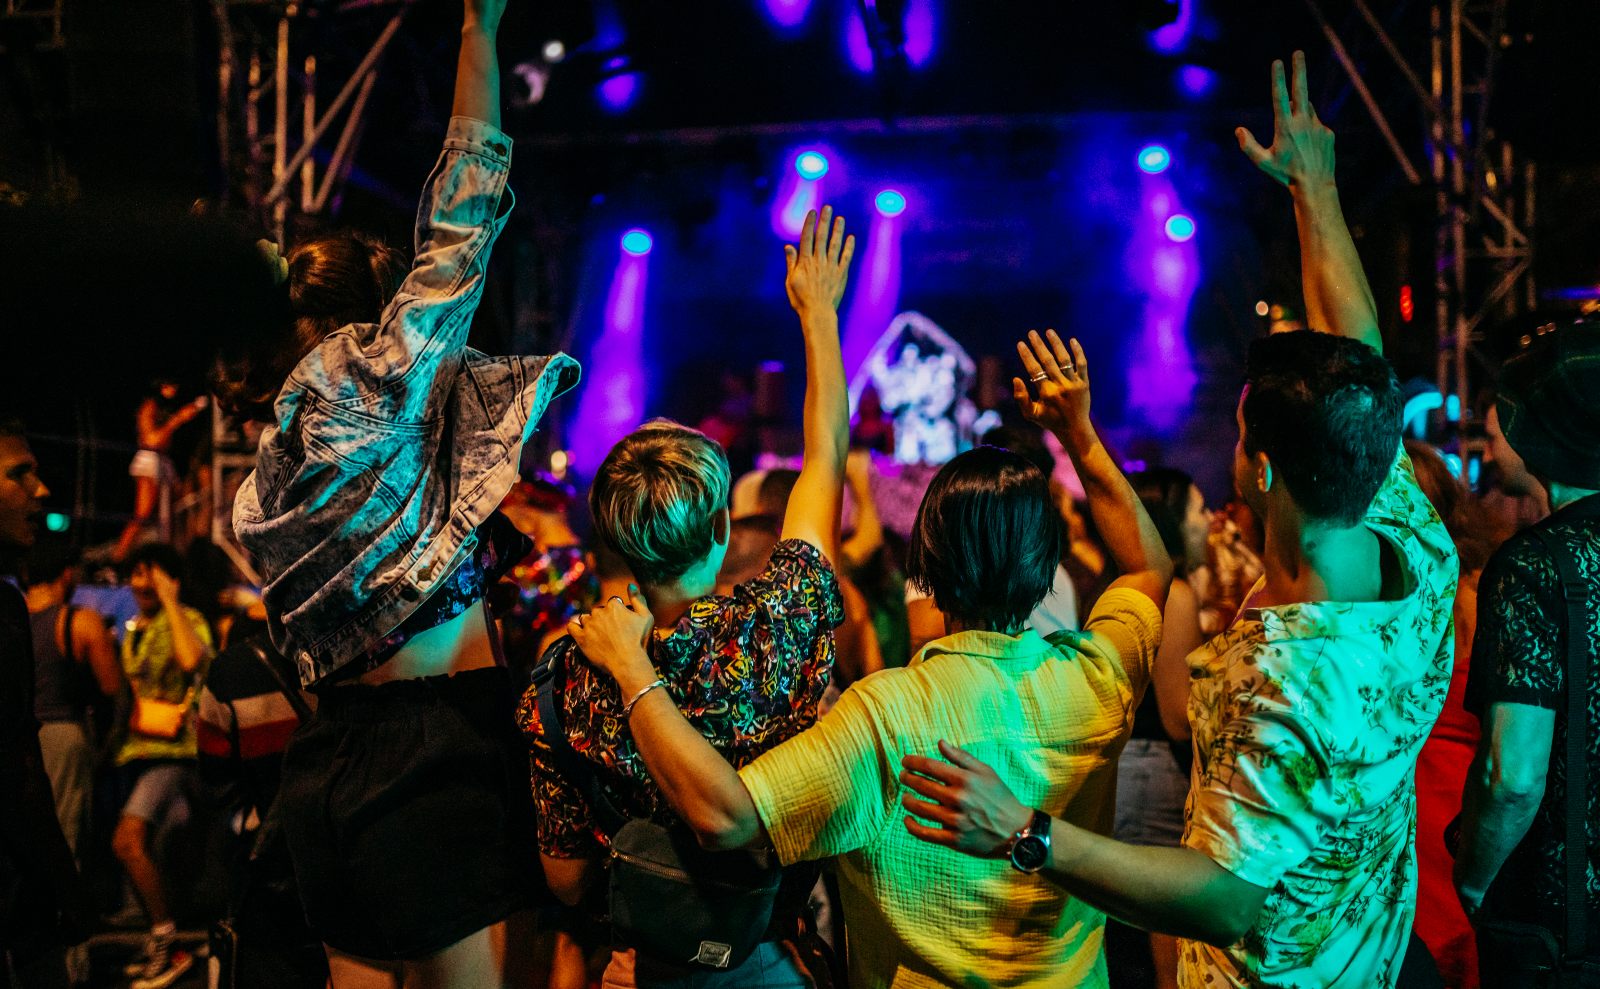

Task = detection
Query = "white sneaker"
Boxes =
[129,949,195,989]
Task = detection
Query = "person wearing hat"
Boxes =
[1456,318,1600,982]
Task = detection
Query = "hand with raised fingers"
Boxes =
[784,206,857,319]
[898,740,1033,859]
[1013,330,1091,441]
[1236,50,1336,191]
[567,585,656,687]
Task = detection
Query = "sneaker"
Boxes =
[129,949,195,989]
[123,929,171,979]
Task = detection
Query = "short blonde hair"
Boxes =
[589,420,731,585]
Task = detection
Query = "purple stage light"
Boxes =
[795,151,829,179]
[620,228,653,256]
[598,72,638,112]
[1164,214,1196,242]
[1150,0,1192,53]
[874,189,907,217]
[1137,145,1171,174]
[904,0,936,67]
[1178,64,1215,96]
[845,8,873,73]
[842,211,905,381]
[569,238,652,472]
[761,0,813,30]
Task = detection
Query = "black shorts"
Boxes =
[277,666,541,960]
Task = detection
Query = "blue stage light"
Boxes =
[1164,214,1196,242]
[1137,145,1171,174]
[875,189,907,217]
[795,152,829,180]
[620,229,653,256]
[44,512,68,533]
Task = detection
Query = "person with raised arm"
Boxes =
[518,207,853,986]
[896,52,1457,988]
[567,324,1173,987]
[218,0,580,982]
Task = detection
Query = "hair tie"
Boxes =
[256,238,290,287]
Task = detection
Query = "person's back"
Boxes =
[759,586,1158,987]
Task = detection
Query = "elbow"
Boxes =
[1159,712,1192,745]
[1489,768,1547,809]
[1195,900,1261,948]
[689,811,753,852]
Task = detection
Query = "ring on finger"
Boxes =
[1030,372,1048,383]
[1063,362,1076,374]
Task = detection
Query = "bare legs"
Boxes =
[111,815,170,924]
[114,475,160,562]
[323,912,540,989]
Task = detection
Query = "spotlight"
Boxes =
[620,229,653,256]
[542,39,567,63]
[875,189,907,217]
[795,151,829,180]
[1137,145,1171,174]
[44,512,69,533]
[1164,214,1195,242]
[1254,300,1269,317]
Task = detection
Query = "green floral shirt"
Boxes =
[116,605,214,766]
[1178,448,1457,989]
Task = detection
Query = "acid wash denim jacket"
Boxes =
[234,116,580,687]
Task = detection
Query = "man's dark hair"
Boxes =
[1243,331,1400,525]
[123,541,186,582]
[907,446,1061,631]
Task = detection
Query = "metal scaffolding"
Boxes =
[1306,0,1534,468]
[209,0,415,583]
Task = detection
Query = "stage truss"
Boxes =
[1306,0,1533,471]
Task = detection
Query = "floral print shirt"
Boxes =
[1179,448,1457,989]
[518,539,843,858]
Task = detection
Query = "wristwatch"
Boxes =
[1007,809,1052,874]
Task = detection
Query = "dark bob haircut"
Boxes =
[906,446,1061,632]
[1242,330,1400,526]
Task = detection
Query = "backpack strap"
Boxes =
[1530,517,1595,960]
[532,638,628,837]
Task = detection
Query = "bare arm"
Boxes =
[567,592,768,851]
[1153,578,1202,742]
[1015,332,1173,612]
[452,0,503,128]
[1237,52,1381,353]
[541,854,600,908]
[840,450,885,571]
[150,567,208,675]
[780,208,857,564]
[899,741,1268,945]
[1454,701,1553,913]
[72,608,124,699]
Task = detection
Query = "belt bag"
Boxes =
[131,690,194,740]
[532,643,782,971]
[607,818,782,970]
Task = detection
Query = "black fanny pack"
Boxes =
[532,642,784,970]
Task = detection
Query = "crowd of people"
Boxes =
[2,4,1598,989]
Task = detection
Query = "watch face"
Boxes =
[1011,834,1049,873]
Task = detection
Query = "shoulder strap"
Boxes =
[61,603,77,661]
[532,640,628,837]
[247,640,313,724]
[1530,523,1592,959]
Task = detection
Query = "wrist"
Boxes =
[461,17,499,39]
[1054,420,1098,456]
[1290,177,1339,205]
[613,658,661,699]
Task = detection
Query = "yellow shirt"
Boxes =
[740,587,1162,989]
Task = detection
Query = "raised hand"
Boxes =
[899,740,1032,858]
[784,206,856,318]
[567,585,657,687]
[1236,50,1335,191]
[1013,330,1090,440]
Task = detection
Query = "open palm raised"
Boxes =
[1013,329,1091,439]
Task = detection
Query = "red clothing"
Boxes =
[1413,574,1480,989]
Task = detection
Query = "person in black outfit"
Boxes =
[1457,320,1600,983]
[196,633,326,988]
[0,419,86,989]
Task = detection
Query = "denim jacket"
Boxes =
[234,117,580,687]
